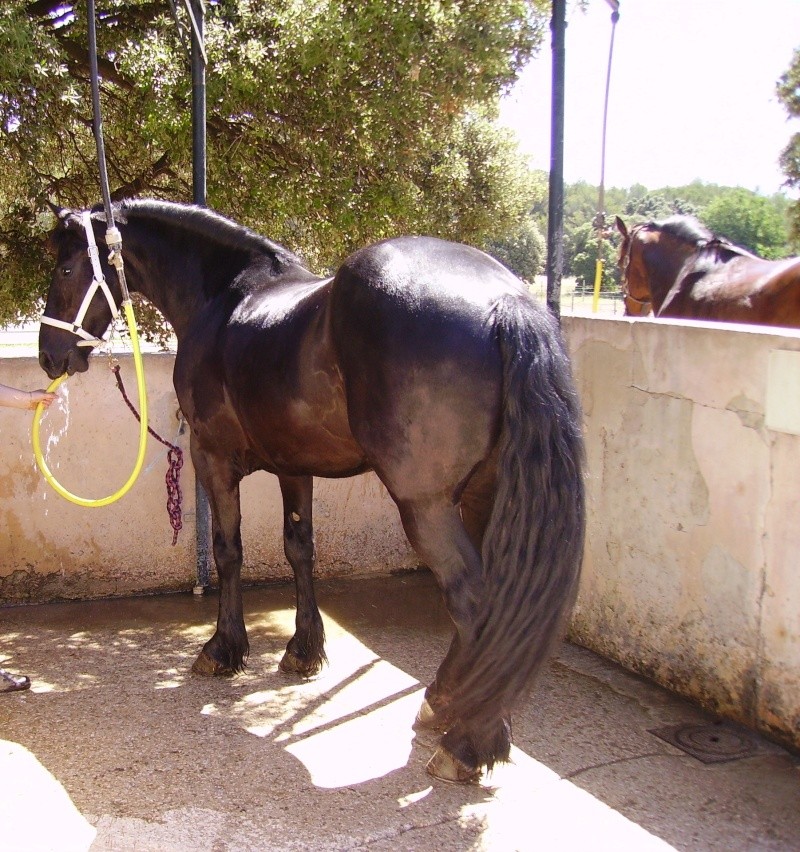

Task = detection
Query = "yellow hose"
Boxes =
[32,300,148,507]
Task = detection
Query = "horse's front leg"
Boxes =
[190,448,248,676]
[277,475,326,678]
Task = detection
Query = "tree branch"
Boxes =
[56,35,136,91]
[110,152,174,200]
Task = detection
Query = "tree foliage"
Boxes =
[0,0,548,323]
[485,215,545,281]
[778,47,800,240]
[702,189,790,259]
[570,224,617,291]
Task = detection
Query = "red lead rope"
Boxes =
[111,365,184,545]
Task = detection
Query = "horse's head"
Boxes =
[39,206,123,379]
[615,217,653,317]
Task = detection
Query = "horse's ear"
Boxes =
[615,216,628,238]
[46,202,75,225]
[45,205,81,254]
[51,206,83,232]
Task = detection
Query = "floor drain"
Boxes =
[649,721,765,764]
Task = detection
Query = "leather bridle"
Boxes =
[619,223,653,316]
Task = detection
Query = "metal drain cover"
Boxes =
[649,722,765,764]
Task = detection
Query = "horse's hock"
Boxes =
[2,314,799,754]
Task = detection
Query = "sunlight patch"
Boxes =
[202,612,424,785]
[284,689,422,788]
[461,747,675,851]
[398,786,433,808]
[279,658,419,741]
[0,739,96,851]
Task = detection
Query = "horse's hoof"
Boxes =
[191,650,233,677]
[415,698,437,728]
[278,650,322,679]
[426,746,481,785]
[414,697,452,733]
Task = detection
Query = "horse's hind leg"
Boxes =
[277,475,326,678]
[417,459,496,729]
[397,495,508,783]
[190,449,249,676]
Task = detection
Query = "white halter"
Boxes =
[40,211,120,347]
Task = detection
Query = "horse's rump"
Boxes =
[665,253,800,323]
[328,236,523,490]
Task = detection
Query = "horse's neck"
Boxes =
[122,224,236,341]
[645,238,697,312]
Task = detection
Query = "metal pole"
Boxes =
[592,0,620,312]
[190,0,207,206]
[190,0,212,594]
[546,0,566,320]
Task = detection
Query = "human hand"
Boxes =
[27,390,58,410]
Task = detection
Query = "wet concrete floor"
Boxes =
[1,571,798,851]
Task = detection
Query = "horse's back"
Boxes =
[337,235,525,303]
[664,253,800,326]
[331,236,531,361]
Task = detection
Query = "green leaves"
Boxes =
[0,0,547,324]
[777,47,800,241]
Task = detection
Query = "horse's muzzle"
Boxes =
[38,347,89,379]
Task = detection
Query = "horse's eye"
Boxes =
[61,266,72,277]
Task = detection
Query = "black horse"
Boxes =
[39,199,585,783]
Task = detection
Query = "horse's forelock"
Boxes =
[45,208,86,255]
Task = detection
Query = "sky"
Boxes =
[498,0,800,195]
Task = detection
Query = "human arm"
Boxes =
[0,383,57,410]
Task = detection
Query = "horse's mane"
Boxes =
[652,215,713,245]
[113,198,304,269]
[652,214,752,258]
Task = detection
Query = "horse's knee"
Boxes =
[283,515,315,567]
[213,530,242,574]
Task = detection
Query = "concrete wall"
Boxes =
[0,354,416,602]
[0,317,798,751]
[563,315,800,752]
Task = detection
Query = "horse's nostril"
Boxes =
[38,350,61,380]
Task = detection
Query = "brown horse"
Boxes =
[616,215,800,327]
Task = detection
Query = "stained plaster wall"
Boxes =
[563,315,800,752]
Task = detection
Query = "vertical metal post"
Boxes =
[592,1,620,312]
[191,0,206,206]
[546,0,566,320]
[190,0,212,594]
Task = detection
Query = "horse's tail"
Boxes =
[445,294,586,768]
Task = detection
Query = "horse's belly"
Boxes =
[240,399,369,478]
